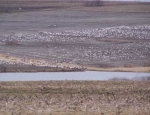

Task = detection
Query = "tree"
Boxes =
[85,0,104,7]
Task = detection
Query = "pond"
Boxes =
[0,71,150,81]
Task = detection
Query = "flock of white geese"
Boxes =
[0,25,150,68]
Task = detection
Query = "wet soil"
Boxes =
[0,2,150,72]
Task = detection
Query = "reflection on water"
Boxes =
[0,71,150,81]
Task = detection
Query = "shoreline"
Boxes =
[0,53,150,73]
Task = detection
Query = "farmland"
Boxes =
[0,80,150,115]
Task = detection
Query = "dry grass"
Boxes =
[0,81,150,115]
[86,66,150,72]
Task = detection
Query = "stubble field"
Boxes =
[0,80,150,115]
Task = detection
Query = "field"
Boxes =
[0,1,150,115]
[0,1,150,72]
[0,80,150,115]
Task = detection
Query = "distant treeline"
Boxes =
[110,76,150,81]
[134,76,150,81]
[84,0,104,7]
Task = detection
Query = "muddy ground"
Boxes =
[0,1,150,72]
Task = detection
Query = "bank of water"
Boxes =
[0,71,150,81]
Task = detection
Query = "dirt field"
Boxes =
[0,1,150,72]
[0,80,150,115]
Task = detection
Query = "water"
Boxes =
[0,71,149,81]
